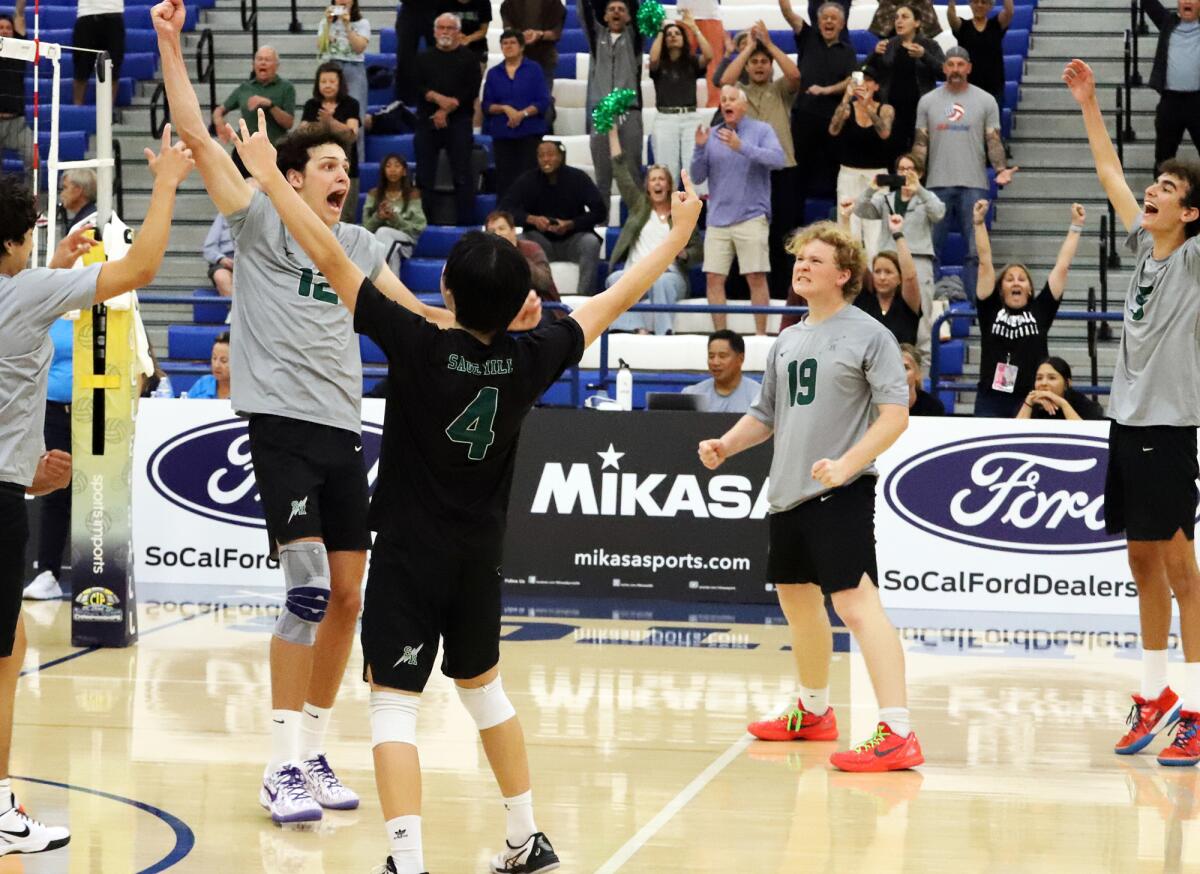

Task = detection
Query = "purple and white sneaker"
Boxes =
[302,753,359,810]
[260,762,322,824]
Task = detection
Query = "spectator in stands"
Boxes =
[873,6,945,153]
[947,0,1013,107]
[59,169,97,228]
[901,343,945,415]
[0,4,30,169]
[139,342,173,398]
[605,124,702,333]
[300,63,361,221]
[855,214,922,345]
[854,152,943,352]
[683,329,762,412]
[778,0,856,207]
[720,22,801,300]
[829,63,894,251]
[691,85,786,334]
[869,0,941,39]
[21,317,73,601]
[501,139,606,294]
[580,0,644,197]
[499,0,565,125]
[187,332,231,400]
[712,30,752,95]
[73,0,124,106]
[650,13,713,185]
[413,13,483,225]
[485,208,563,318]
[1143,0,1200,172]
[677,0,724,106]
[203,207,235,298]
[1015,356,1105,421]
[440,0,491,66]
[973,199,1084,417]
[364,153,427,273]
[317,0,370,157]
[483,30,551,200]
[214,46,296,176]
[394,0,437,104]
[913,47,1017,303]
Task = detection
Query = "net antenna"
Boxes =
[0,33,113,265]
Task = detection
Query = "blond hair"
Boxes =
[785,221,867,300]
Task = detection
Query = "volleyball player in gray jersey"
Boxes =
[699,222,922,772]
[0,131,192,854]
[153,0,499,824]
[1067,58,1200,766]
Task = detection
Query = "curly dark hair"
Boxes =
[0,174,38,253]
[275,122,354,178]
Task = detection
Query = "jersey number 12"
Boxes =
[446,387,499,460]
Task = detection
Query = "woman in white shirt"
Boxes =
[317,0,371,159]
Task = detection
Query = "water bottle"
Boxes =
[151,382,172,399]
[616,359,633,411]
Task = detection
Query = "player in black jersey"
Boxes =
[231,111,702,874]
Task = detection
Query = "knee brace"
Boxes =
[371,690,420,747]
[275,541,331,646]
[456,677,517,731]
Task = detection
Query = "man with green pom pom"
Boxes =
[579,0,643,197]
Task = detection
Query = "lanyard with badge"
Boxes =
[993,353,1017,393]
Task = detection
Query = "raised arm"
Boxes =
[609,125,644,208]
[1141,0,1169,30]
[973,198,996,300]
[887,213,922,314]
[1047,203,1086,299]
[648,28,665,70]
[778,0,805,33]
[13,0,25,33]
[1063,59,1140,231]
[719,38,755,85]
[946,0,960,30]
[997,0,1015,29]
[569,173,703,345]
[153,0,253,215]
[94,127,194,304]
[756,23,800,90]
[682,11,714,64]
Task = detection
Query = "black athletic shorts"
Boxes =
[767,475,879,594]
[246,414,371,554]
[0,482,29,658]
[72,13,126,82]
[1105,422,1198,541]
[361,533,502,693]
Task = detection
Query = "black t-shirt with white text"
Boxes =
[977,281,1060,397]
[354,278,584,557]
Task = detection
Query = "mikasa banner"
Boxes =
[132,403,1191,616]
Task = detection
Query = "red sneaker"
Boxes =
[1157,711,1200,766]
[1115,687,1181,755]
[829,723,924,772]
[748,703,838,742]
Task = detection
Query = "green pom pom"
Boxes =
[591,88,638,134]
[636,0,666,39]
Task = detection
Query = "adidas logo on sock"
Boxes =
[393,828,407,840]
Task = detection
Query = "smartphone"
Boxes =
[327,5,341,15]
[874,173,906,190]
[851,71,864,86]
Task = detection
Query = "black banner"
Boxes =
[503,409,775,604]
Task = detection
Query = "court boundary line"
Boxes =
[21,608,213,677]
[594,731,756,873]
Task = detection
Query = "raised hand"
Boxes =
[1071,202,1086,224]
[838,197,855,218]
[145,123,195,186]
[698,439,726,470]
[1062,59,1097,104]
[509,290,543,330]
[695,124,710,147]
[671,169,704,234]
[49,222,100,268]
[228,109,278,183]
[972,198,990,225]
[151,0,187,38]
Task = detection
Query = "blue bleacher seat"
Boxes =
[34,130,86,161]
[768,30,792,48]
[26,104,96,134]
[192,288,228,325]
[472,193,498,225]
[850,29,879,55]
[948,300,972,339]
[555,53,576,78]
[365,52,396,70]
[941,232,966,268]
[360,335,386,364]
[359,162,380,192]
[1003,54,1023,84]
[557,29,589,54]
[414,226,470,258]
[26,77,135,106]
[1002,29,1029,54]
[803,198,835,224]
[168,324,226,360]
[166,370,202,396]
[368,86,393,106]
[564,3,578,27]
[605,225,620,256]
[381,28,397,54]
[1009,6,1034,30]
[1003,80,1018,111]
[400,258,445,292]
[366,134,415,163]
[939,340,965,377]
[1001,106,1013,139]
[936,263,962,281]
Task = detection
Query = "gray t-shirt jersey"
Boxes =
[228,190,386,434]
[0,264,100,487]
[683,375,761,413]
[916,84,999,191]
[1110,217,1200,426]
[748,305,908,513]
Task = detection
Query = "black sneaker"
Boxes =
[490,832,560,873]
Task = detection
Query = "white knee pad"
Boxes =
[275,541,331,646]
[370,690,420,748]
[456,677,517,731]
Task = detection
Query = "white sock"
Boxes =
[503,790,537,848]
[268,709,301,771]
[1184,663,1200,714]
[879,707,911,738]
[1142,649,1170,700]
[799,686,829,716]
[387,815,424,874]
[0,778,12,812]
[301,702,332,758]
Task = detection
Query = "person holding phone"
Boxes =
[829,62,894,255]
[872,4,944,152]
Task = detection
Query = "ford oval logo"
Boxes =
[146,418,383,528]
[884,434,1126,555]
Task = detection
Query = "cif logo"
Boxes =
[74,586,122,623]
[146,419,383,528]
[883,435,1129,555]
[946,102,966,122]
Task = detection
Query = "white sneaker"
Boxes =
[0,795,69,855]
[22,571,63,601]
[490,832,560,873]
[302,754,360,810]
[260,763,322,825]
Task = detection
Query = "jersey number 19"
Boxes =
[787,358,818,407]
